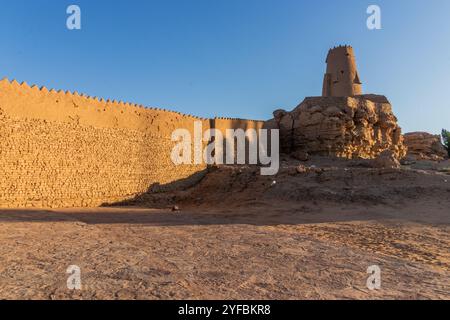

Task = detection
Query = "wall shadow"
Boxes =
[100,169,209,207]
[0,205,446,227]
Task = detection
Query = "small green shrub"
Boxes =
[442,129,450,157]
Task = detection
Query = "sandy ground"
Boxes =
[0,157,449,300]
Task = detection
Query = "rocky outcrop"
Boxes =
[269,95,407,159]
[403,132,447,161]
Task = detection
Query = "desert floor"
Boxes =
[0,157,449,299]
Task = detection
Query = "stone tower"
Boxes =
[322,45,362,97]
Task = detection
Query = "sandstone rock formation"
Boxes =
[403,132,447,161]
[268,94,407,160]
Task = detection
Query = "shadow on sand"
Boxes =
[0,203,444,227]
[101,169,209,207]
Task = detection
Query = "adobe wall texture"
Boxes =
[211,118,266,164]
[0,79,263,208]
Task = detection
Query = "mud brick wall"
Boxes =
[211,118,266,163]
[0,79,214,208]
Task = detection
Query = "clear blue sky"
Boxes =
[1,0,449,134]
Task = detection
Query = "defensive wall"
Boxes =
[0,79,264,208]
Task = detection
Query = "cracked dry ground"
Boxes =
[0,163,449,299]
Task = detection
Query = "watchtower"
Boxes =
[322,45,362,97]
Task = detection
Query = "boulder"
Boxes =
[273,109,287,121]
[371,150,401,169]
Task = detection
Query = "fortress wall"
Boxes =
[212,118,265,133]
[0,79,208,135]
[0,79,211,208]
[212,118,267,163]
